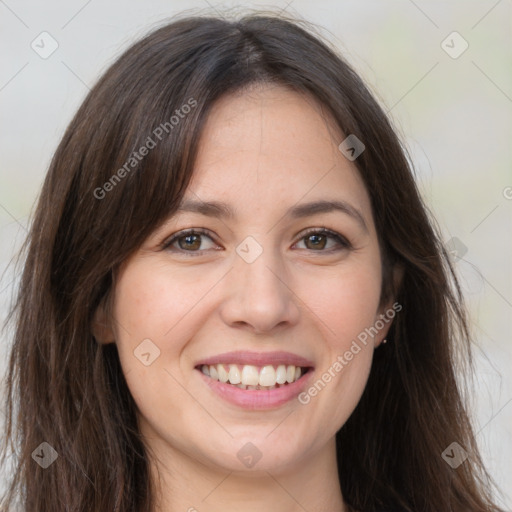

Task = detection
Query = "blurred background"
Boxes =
[1,0,511,508]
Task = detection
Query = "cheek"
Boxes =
[308,257,383,345]
[296,258,381,422]
[110,264,194,391]
[110,265,196,423]
[112,262,216,349]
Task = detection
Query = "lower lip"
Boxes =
[197,369,314,410]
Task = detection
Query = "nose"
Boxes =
[219,246,301,334]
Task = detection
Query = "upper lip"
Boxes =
[195,350,315,368]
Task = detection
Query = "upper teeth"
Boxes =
[201,364,303,387]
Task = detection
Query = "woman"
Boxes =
[0,12,504,512]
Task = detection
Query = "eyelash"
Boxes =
[161,227,352,256]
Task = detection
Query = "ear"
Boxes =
[374,264,404,348]
[92,301,115,344]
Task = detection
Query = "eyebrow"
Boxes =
[175,198,368,232]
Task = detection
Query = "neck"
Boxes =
[147,435,346,512]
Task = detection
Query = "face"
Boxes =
[95,84,395,474]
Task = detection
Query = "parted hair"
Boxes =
[1,11,503,512]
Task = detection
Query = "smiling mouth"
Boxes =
[195,363,313,390]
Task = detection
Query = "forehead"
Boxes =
[184,84,373,227]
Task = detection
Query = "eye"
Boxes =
[161,227,351,256]
[293,228,352,252]
[162,229,219,254]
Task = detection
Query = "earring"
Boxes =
[382,339,387,344]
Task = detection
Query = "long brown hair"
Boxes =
[1,12,504,512]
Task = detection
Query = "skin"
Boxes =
[94,84,397,512]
